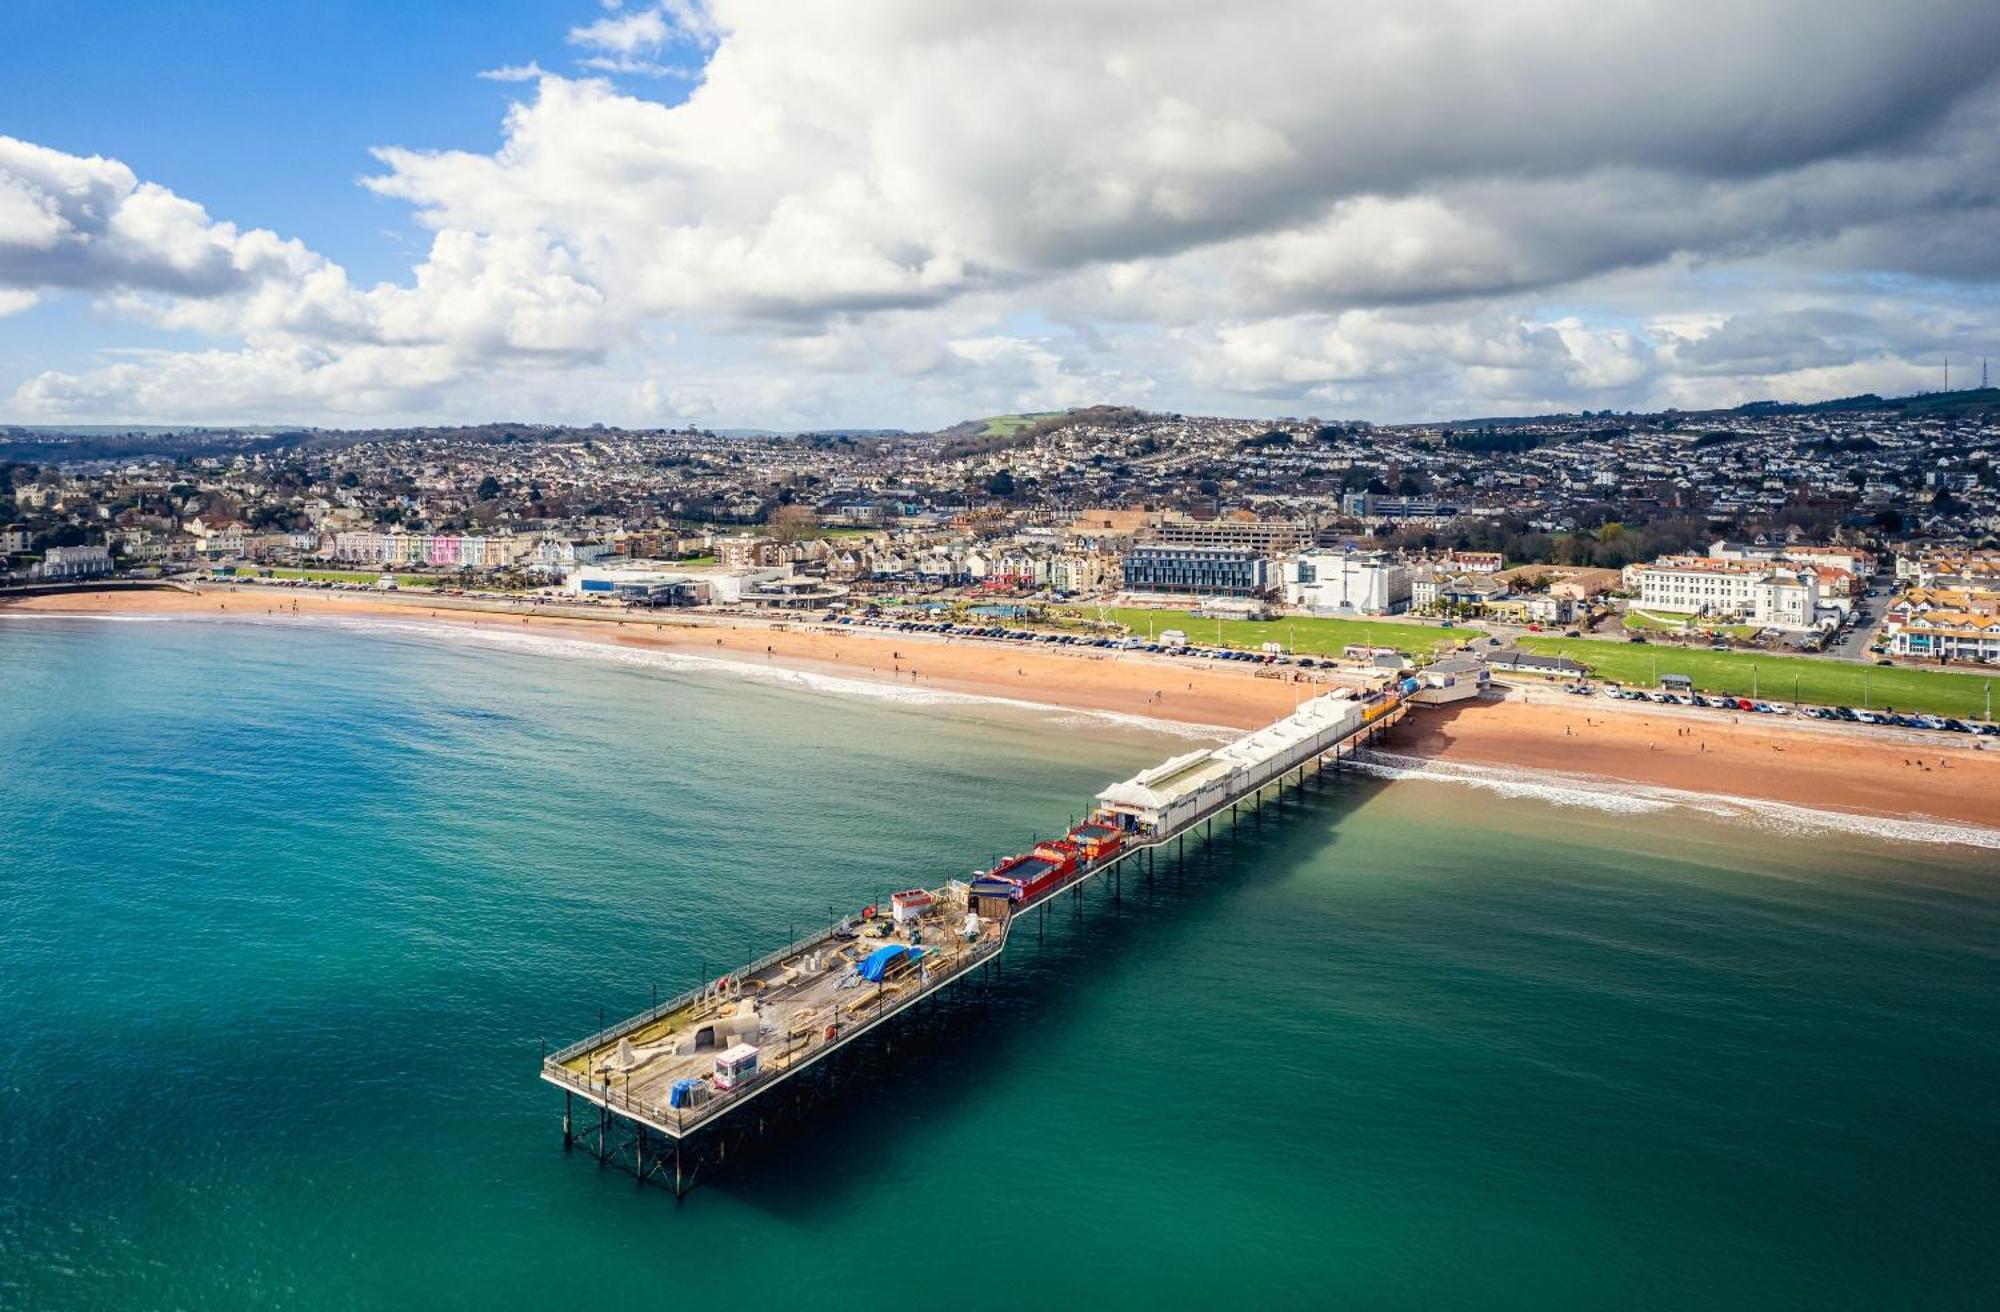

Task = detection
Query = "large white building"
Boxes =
[37,544,113,579]
[1282,549,1410,615]
[330,531,531,569]
[567,560,791,605]
[1636,559,1819,627]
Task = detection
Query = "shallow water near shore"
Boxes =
[3,616,1997,1309]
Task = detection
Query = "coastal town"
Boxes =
[5,395,1998,679]
[10,4,2000,1299]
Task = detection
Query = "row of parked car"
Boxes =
[1570,682,1997,736]
[1799,707,1998,735]
[824,613,1345,667]
[1592,687,1792,714]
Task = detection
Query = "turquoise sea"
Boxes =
[2,613,1996,1309]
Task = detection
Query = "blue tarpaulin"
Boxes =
[668,1078,704,1108]
[858,944,927,982]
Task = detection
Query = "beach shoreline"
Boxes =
[10,585,1999,837]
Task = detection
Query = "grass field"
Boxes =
[980,411,1063,436]
[1059,603,1996,719]
[1619,608,1758,637]
[1518,635,1996,719]
[253,568,504,589]
[1059,606,1459,658]
[256,568,405,585]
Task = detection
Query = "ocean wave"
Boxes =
[0,611,180,623]
[1351,748,2000,851]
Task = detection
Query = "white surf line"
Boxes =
[1351,747,2000,851]
[173,608,1242,743]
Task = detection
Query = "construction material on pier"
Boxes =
[542,682,1413,1189]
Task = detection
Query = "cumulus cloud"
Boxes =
[0,135,329,301]
[9,0,2000,424]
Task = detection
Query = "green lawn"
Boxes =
[253,567,475,589]
[1618,610,1760,638]
[980,411,1063,436]
[1059,605,1459,658]
[255,567,397,585]
[1517,636,1997,719]
[1058,603,1996,718]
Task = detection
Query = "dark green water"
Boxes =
[2,616,1996,1309]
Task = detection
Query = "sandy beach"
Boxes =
[11,584,2000,833]
[1395,693,2000,830]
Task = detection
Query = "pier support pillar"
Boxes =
[563,1091,573,1151]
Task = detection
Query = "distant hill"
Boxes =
[1418,385,2000,431]
[1728,387,2000,419]
[936,405,1150,458]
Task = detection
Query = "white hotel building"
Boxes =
[1281,549,1411,615]
[1636,558,1819,628]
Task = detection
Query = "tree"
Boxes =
[476,475,502,501]
[765,503,819,544]
[984,469,1017,499]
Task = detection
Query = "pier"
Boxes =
[541,683,1412,1195]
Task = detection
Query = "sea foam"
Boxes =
[1352,748,2000,851]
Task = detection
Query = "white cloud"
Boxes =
[9,0,2000,425]
[478,61,547,82]
[567,6,669,56]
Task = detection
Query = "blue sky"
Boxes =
[3,2,1999,428]
[2,3,576,273]
[0,1,585,391]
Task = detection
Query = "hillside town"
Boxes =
[4,396,1999,668]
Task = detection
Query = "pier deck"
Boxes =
[542,690,1408,1186]
[545,902,1008,1138]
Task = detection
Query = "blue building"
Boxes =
[1122,544,1271,596]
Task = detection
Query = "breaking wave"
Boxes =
[1351,748,2000,851]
